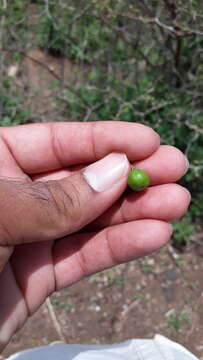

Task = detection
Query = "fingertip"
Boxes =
[183,186,191,204]
[169,185,191,221]
[133,145,189,184]
[160,145,188,180]
[150,126,161,148]
[145,220,173,250]
[95,122,160,162]
[176,184,191,209]
[132,123,160,159]
[155,183,191,221]
[107,219,173,263]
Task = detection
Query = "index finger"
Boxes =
[0,121,160,174]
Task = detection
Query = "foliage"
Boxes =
[1,0,203,247]
[0,77,32,126]
[172,214,195,250]
[167,311,191,332]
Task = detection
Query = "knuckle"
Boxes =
[105,228,120,265]
[49,123,65,168]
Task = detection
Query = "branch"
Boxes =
[121,12,203,36]
[154,17,179,34]
[46,297,66,343]
[44,0,50,15]
[185,121,203,135]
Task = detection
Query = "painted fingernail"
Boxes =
[83,153,130,192]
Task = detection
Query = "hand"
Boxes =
[0,121,190,350]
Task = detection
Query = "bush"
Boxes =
[1,0,203,247]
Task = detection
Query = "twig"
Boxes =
[25,51,62,81]
[185,121,203,136]
[185,132,199,157]
[167,244,180,267]
[121,11,203,36]
[154,17,178,34]
[44,0,50,16]
[46,297,66,343]
[145,101,174,115]
[71,4,91,24]
[83,101,104,121]
[189,165,203,173]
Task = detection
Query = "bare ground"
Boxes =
[3,244,203,359]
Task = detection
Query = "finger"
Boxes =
[0,263,27,350]
[10,219,171,313]
[0,121,160,174]
[0,153,130,246]
[32,167,81,181]
[0,138,29,181]
[86,184,191,230]
[10,241,55,314]
[53,220,173,289]
[133,145,189,185]
[32,144,189,185]
[0,141,30,275]
[0,247,13,273]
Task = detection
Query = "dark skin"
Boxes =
[0,122,190,351]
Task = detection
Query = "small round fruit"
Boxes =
[128,169,150,191]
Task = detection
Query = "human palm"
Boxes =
[0,122,190,350]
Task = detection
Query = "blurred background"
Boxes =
[1,0,203,358]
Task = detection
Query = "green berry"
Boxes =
[128,169,150,191]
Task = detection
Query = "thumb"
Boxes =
[0,153,130,246]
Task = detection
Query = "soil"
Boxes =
[2,244,203,359]
[7,49,80,123]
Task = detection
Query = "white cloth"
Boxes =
[7,335,198,360]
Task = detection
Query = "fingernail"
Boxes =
[83,153,130,192]
[169,223,174,236]
[184,156,190,175]
[185,186,191,198]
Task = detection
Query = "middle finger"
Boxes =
[33,145,188,184]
